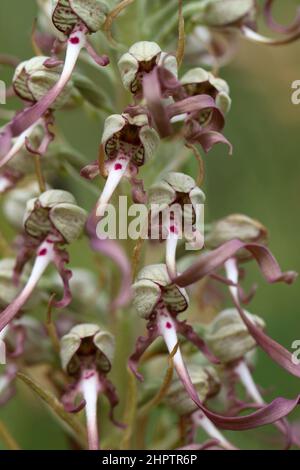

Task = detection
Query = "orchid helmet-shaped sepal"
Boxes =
[52,0,108,36]
[0,190,87,333]
[13,56,75,110]
[164,360,236,450]
[165,362,220,416]
[60,323,115,376]
[206,213,268,260]
[132,264,189,320]
[118,41,178,96]
[60,324,121,450]
[189,0,256,29]
[87,113,159,216]
[148,172,205,277]
[180,67,231,115]
[24,189,88,243]
[205,308,265,365]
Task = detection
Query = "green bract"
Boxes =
[23,189,87,243]
[102,113,160,166]
[52,0,108,35]
[60,323,115,375]
[118,41,178,94]
[205,308,265,363]
[132,264,189,319]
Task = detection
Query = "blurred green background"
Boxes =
[0,0,299,450]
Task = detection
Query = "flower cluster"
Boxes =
[0,0,299,451]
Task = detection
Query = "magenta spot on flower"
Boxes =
[70,36,80,44]
[166,322,172,329]
[114,163,123,170]
[84,370,95,379]
[170,225,178,234]
[38,248,47,256]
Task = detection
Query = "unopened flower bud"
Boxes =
[13,56,75,109]
[205,308,265,363]
[165,362,220,415]
[52,0,108,36]
[132,264,189,319]
[23,189,87,243]
[60,323,115,376]
[206,214,268,259]
[118,41,178,94]
[191,0,256,28]
[180,67,231,114]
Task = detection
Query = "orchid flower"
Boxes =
[82,113,159,217]
[130,263,300,431]
[118,41,178,99]
[205,308,299,448]
[0,0,109,158]
[163,360,237,450]
[148,172,205,279]
[60,324,122,450]
[0,189,87,333]
[173,215,299,378]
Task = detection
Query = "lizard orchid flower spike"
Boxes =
[130,265,300,431]
[82,113,159,217]
[165,361,236,450]
[0,190,87,333]
[174,215,299,378]
[60,324,121,450]
[206,309,298,448]
[148,172,205,278]
[0,0,109,157]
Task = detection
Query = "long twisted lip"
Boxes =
[0,238,56,333]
